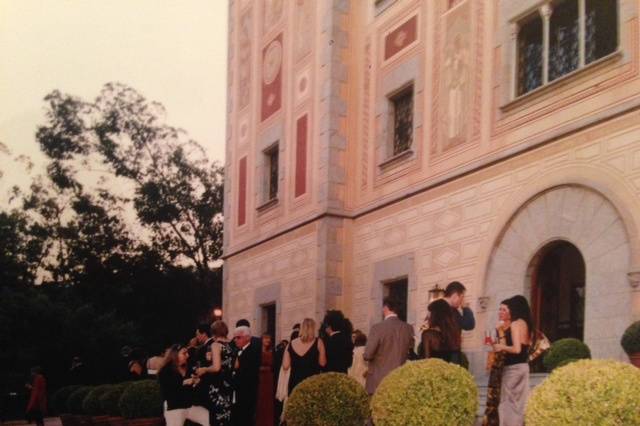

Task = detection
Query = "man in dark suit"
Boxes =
[444,281,475,365]
[363,297,414,395]
[323,310,354,373]
[232,325,261,426]
[191,323,213,410]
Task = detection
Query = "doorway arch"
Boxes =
[527,240,585,342]
[483,185,632,361]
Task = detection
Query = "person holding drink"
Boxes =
[482,295,532,426]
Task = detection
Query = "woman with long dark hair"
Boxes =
[487,295,532,426]
[419,298,461,362]
[158,344,209,426]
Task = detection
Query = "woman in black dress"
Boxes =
[282,318,327,393]
[420,298,461,362]
[195,320,236,426]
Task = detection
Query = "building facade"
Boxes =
[222,0,640,375]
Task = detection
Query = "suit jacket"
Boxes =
[363,316,414,394]
[234,338,262,411]
[325,331,354,373]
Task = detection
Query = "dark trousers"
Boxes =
[233,393,257,426]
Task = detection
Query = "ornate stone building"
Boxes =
[222,0,640,375]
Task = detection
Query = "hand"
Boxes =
[492,343,506,352]
[195,367,207,377]
[183,378,195,386]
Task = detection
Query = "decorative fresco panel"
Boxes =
[238,156,247,226]
[261,33,283,122]
[441,2,471,151]
[295,114,308,197]
[238,8,252,111]
[294,0,314,62]
[384,15,418,61]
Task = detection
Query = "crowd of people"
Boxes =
[17,280,531,426]
[154,280,534,426]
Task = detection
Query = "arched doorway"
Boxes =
[529,241,585,342]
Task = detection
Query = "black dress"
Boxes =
[288,338,321,393]
[207,341,236,426]
[420,329,456,362]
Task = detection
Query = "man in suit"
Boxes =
[323,310,354,373]
[364,297,415,395]
[444,281,475,365]
[232,325,261,426]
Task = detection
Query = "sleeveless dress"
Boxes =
[499,329,530,426]
[287,338,320,393]
[207,341,236,426]
[419,329,456,362]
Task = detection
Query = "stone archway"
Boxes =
[484,185,632,360]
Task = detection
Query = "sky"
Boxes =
[0,0,228,201]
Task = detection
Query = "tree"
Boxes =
[36,83,223,295]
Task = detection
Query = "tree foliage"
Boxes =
[0,83,224,398]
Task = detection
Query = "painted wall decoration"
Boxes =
[238,156,247,226]
[433,0,474,155]
[261,33,283,122]
[294,0,314,62]
[384,15,418,61]
[238,8,253,111]
[263,0,284,35]
[295,114,308,197]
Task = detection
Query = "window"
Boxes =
[264,144,279,201]
[261,303,277,340]
[389,85,414,156]
[383,278,408,322]
[516,0,617,96]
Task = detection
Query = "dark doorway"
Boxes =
[383,278,408,322]
[261,303,276,340]
[531,241,585,342]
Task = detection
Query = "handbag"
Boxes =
[528,330,550,363]
[275,364,290,402]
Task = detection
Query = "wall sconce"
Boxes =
[428,284,445,304]
[212,307,223,320]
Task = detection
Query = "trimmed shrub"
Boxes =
[67,387,94,415]
[100,383,131,417]
[285,373,369,426]
[526,359,640,425]
[118,380,162,419]
[371,359,477,426]
[621,320,640,355]
[543,338,590,371]
[83,385,113,416]
[51,385,82,414]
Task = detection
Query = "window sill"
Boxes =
[256,198,279,213]
[501,50,622,113]
[379,149,414,171]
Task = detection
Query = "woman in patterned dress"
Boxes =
[196,320,236,426]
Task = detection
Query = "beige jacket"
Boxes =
[363,315,414,395]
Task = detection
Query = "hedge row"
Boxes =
[51,380,161,419]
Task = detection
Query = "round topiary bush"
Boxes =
[118,380,162,419]
[525,359,640,425]
[621,320,640,355]
[67,387,94,415]
[285,372,369,426]
[543,338,590,371]
[371,359,478,426]
[83,385,113,416]
[100,383,130,417]
[52,385,82,414]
